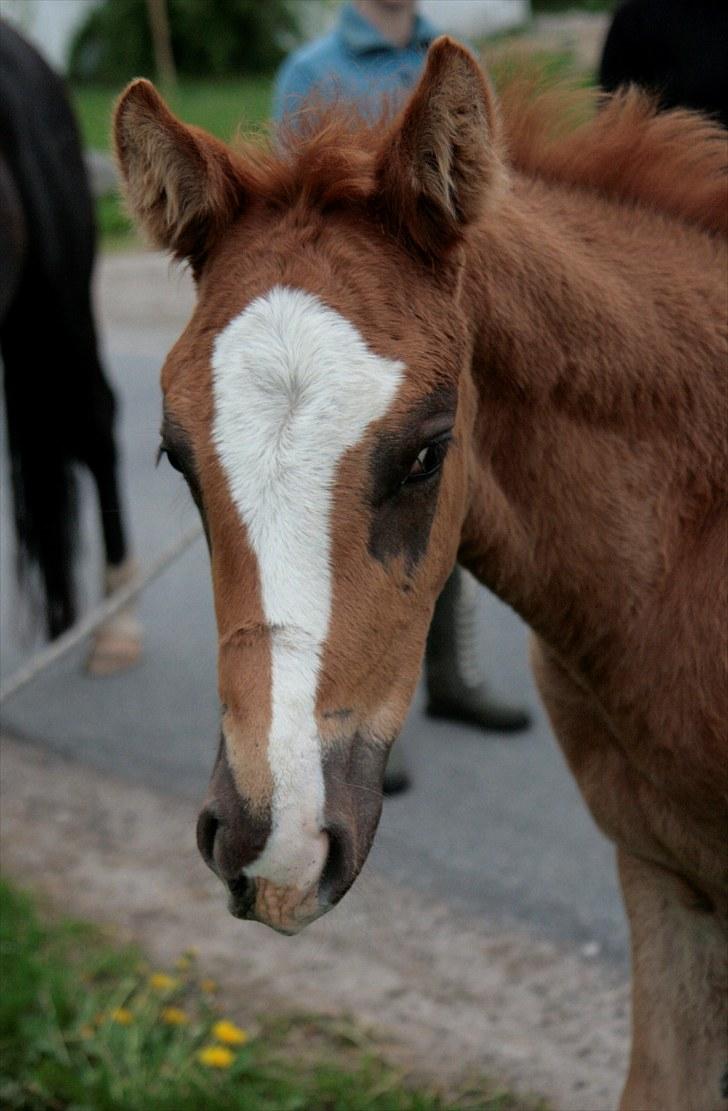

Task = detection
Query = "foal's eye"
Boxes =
[403,436,450,485]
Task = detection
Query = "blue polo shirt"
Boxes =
[272,3,439,121]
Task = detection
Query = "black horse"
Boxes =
[0,21,139,668]
[599,0,728,129]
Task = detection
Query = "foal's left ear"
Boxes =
[375,37,505,257]
[113,79,243,267]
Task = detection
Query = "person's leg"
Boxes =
[425,566,530,731]
[383,566,530,794]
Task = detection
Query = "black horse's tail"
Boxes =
[2,308,81,638]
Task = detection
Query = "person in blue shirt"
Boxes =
[273,1,531,791]
[273,0,438,121]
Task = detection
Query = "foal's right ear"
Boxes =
[113,80,243,266]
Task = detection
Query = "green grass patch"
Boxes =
[94,192,135,250]
[488,46,589,89]
[0,879,541,1111]
[71,77,274,153]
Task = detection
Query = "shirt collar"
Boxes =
[339,3,437,54]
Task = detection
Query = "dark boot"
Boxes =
[425,566,531,732]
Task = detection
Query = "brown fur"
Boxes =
[115,37,727,1108]
[114,79,244,266]
[500,78,728,236]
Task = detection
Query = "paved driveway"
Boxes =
[0,252,627,963]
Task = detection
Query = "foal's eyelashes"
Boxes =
[156,441,183,473]
[157,418,198,483]
[402,433,452,485]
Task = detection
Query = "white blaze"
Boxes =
[211,286,403,889]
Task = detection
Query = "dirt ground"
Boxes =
[1,736,629,1110]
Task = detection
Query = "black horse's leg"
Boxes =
[85,440,143,674]
[87,460,143,676]
[87,384,127,569]
[73,305,143,676]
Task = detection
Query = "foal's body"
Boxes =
[115,39,727,1108]
[461,173,727,1108]
[464,172,726,884]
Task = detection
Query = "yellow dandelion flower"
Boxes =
[212,1019,248,1046]
[110,1007,134,1026]
[197,1045,234,1068]
[175,955,192,972]
[161,1006,189,1026]
[149,972,178,992]
[200,978,218,994]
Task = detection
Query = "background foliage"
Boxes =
[69,0,301,83]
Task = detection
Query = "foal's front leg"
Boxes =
[618,849,728,1111]
[530,639,727,1110]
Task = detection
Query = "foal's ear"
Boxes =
[113,80,243,266]
[375,37,504,257]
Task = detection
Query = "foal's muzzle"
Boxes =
[198,731,390,933]
[197,801,357,933]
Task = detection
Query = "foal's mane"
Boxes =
[500,80,728,237]
[235,79,727,237]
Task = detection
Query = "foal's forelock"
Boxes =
[211,286,404,888]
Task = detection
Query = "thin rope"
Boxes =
[0,522,204,705]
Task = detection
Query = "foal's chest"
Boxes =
[530,637,728,897]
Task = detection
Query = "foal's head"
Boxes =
[115,38,501,932]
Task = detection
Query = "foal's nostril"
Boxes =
[196,806,220,871]
[227,873,256,919]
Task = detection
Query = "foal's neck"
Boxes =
[460,176,726,671]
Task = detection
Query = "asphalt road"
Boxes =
[0,253,627,964]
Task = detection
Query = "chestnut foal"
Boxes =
[114,39,727,1110]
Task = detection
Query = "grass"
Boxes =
[71,77,274,247]
[71,76,274,152]
[0,879,540,1111]
[487,45,588,89]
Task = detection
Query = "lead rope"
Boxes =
[0,522,204,705]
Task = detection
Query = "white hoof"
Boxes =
[86,612,143,677]
[86,558,143,677]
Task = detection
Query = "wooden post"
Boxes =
[145,0,177,89]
